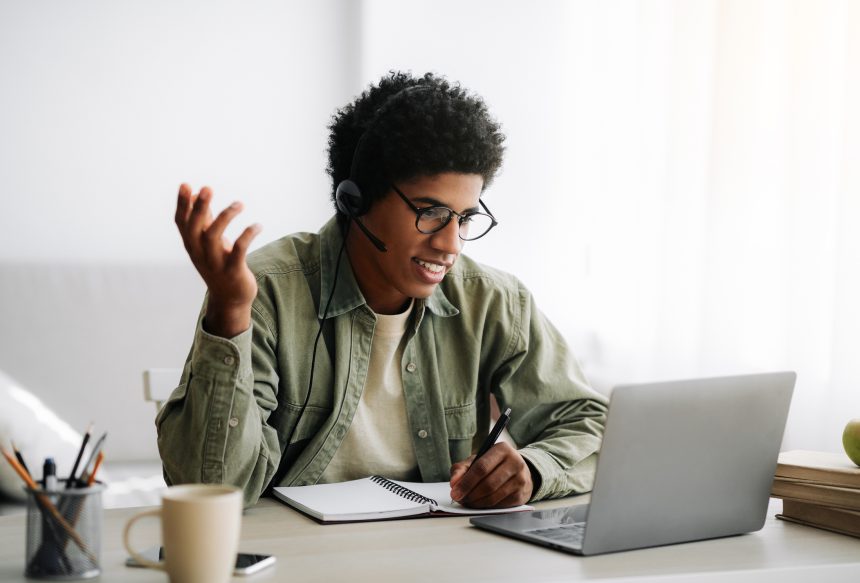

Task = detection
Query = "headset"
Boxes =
[265,83,437,492]
[334,84,437,252]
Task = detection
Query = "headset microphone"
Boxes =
[352,217,387,252]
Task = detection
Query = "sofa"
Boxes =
[0,262,206,513]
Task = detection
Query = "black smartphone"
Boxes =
[125,546,276,575]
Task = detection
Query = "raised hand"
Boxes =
[449,442,534,508]
[175,183,262,338]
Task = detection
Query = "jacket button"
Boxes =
[223,355,235,366]
[406,362,417,373]
[418,429,428,439]
[228,417,239,427]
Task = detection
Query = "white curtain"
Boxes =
[542,0,860,452]
[362,0,859,452]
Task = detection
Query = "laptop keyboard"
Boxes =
[526,522,586,547]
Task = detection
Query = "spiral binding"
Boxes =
[370,475,438,506]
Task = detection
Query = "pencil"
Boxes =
[67,422,93,488]
[1,447,38,490]
[10,440,31,478]
[1,447,98,564]
[85,451,104,487]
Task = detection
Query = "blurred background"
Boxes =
[0,0,857,470]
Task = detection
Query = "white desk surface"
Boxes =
[1,496,858,582]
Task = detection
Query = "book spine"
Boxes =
[777,512,860,538]
[776,464,860,489]
[781,499,860,535]
[771,481,860,511]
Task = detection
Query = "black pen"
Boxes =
[67,423,93,488]
[76,432,107,488]
[473,407,512,463]
[10,440,31,478]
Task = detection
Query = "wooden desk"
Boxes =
[1,497,858,582]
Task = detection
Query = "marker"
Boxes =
[43,457,58,491]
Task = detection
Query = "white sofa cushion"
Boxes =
[0,369,84,500]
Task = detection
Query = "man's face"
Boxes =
[346,172,485,315]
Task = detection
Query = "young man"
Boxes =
[157,71,608,508]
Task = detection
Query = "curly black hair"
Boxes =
[326,71,505,218]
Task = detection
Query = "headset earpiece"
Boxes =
[334,179,366,218]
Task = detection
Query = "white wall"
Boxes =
[360,0,574,296]
[0,0,360,262]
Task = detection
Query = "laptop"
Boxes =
[470,372,795,555]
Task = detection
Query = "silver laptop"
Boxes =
[470,372,795,555]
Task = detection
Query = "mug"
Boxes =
[123,484,242,583]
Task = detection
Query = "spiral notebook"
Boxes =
[272,475,533,523]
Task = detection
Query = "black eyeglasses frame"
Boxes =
[390,184,499,241]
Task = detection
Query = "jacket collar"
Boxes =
[317,216,459,320]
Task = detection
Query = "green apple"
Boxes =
[843,419,860,467]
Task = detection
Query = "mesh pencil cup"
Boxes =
[23,481,104,580]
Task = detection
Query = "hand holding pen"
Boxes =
[449,408,535,509]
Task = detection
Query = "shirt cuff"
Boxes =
[191,324,254,383]
[518,446,560,501]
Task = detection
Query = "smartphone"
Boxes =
[125,546,276,576]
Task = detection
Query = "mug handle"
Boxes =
[123,508,166,570]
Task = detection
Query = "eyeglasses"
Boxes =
[391,184,499,241]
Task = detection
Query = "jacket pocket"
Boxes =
[445,402,477,464]
[444,402,477,439]
[280,403,332,444]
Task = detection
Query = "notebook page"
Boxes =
[390,480,534,515]
[273,477,429,521]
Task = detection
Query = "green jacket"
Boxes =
[157,217,608,507]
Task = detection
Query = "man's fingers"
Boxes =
[452,447,504,493]
[449,460,471,489]
[458,467,520,508]
[227,223,262,268]
[187,186,214,238]
[451,444,533,508]
[451,454,500,501]
[203,201,245,256]
[467,479,525,509]
[175,183,194,227]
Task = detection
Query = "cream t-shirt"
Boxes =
[319,302,419,483]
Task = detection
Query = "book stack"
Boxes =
[771,450,860,538]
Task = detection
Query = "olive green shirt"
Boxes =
[156,217,608,507]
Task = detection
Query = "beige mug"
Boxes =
[123,484,242,583]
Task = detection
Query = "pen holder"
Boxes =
[24,481,104,580]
